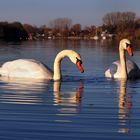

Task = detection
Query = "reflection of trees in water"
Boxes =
[117,79,132,134]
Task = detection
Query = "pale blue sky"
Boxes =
[0,0,140,27]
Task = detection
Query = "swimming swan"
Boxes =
[0,50,84,80]
[105,39,140,79]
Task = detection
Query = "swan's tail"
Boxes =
[0,67,7,77]
[0,68,2,76]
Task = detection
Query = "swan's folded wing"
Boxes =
[0,59,53,79]
[109,63,118,77]
[126,60,140,79]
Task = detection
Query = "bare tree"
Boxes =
[70,24,81,36]
[102,12,136,26]
[49,17,72,37]
[49,17,72,31]
[102,12,136,39]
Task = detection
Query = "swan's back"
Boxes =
[0,59,53,79]
[105,60,140,79]
[105,61,121,78]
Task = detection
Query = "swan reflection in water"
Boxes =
[0,77,49,104]
[0,77,83,109]
[53,81,83,104]
[117,79,132,134]
[53,80,84,114]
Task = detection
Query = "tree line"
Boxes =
[0,21,28,41]
[0,11,140,41]
[102,12,137,40]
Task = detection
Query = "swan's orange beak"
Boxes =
[126,45,133,56]
[76,60,84,73]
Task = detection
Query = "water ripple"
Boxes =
[0,77,140,140]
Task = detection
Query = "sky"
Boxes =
[0,0,140,27]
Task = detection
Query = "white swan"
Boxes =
[105,39,140,79]
[0,50,84,80]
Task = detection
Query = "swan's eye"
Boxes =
[126,43,131,48]
[76,57,82,64]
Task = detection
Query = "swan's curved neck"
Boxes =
[119,46,127,79]
[53,50,72,81]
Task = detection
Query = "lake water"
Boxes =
[0,40,140,140]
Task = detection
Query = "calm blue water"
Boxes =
[0,40,140,140]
